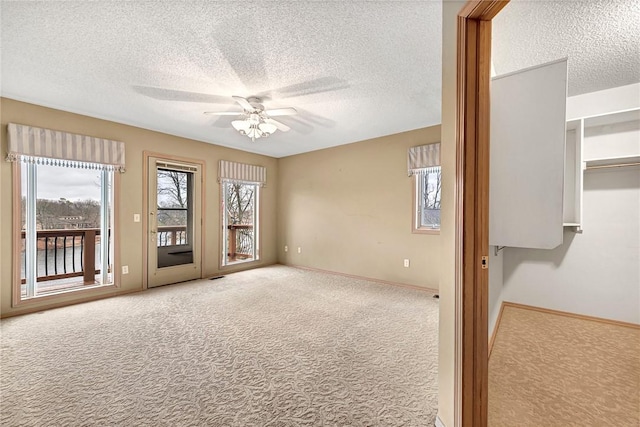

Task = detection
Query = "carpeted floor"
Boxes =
[488,304,640,427]
[1,265,439,426]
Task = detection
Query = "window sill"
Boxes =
[220,258,262,271]
[13,282,118,308]
[412,228,440,235]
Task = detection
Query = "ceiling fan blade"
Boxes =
[209,116,236,128]
[232,96,254,111]
[264,107,297,116]
[132,86,235,105]
[264,118,291,132]
[273,116,313,134]
[212,13,268,91]
[293,107,336,128]
[257,76,350,100]
[203,111,242,116]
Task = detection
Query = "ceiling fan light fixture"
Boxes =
[231,115,278,142]
[246,125,262,140]
[215,96,295,142]
[231,119,250,131]
[248,113,260,124]
[258,122,277,134]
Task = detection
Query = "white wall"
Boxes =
[502,166,640,323]
[495,85,640,325]
[488,247,504,337]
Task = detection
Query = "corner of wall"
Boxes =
[488,246,505,337]
[437,1,468,426]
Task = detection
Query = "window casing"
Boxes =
[221,180,259,266]
[413,166,441,233]
[16,160,116,301]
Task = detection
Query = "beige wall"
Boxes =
[277,126,441,289]
[438,1,466,426]
[0,98,278,317]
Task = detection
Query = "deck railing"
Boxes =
[227,224,254,261]
[22,224,250,284]
[21,228,108,285]
[157,226,187,247]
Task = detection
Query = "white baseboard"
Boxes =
[435,414,446,427]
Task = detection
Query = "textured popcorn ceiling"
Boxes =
[0,1,441,157]
[492,0,640,97]
[1,1,638,158]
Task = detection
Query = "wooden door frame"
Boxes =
[142,151,206,289]
[456,1,508,426]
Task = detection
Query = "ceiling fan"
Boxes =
[204,96,297,142]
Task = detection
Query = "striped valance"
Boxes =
[218,160,266,186]
[408,142,440,176]
[6,123,126,172]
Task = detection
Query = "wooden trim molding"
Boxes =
[488,302,507,357]
[142,152,149,289]
[488,301,640,359]
[456,2,509,427]
[142,151,206,289]
[287,264,439,294]
[503,302,640,330]
[460,0,508,20]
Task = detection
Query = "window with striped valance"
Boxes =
[6,123,126,172]
[407,142,440,176]
[218,160,267,186]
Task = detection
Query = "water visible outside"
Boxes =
[20,243,108,295]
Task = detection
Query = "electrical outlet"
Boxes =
[122,265,129,274]
[284,245,288,252]
[133,214,140,222]
[403,259,410,268]
[297,247,302,254]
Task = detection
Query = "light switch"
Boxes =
[133,214,140,222]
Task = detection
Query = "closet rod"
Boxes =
[586,162,640,171]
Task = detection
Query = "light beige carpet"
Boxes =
[489,304,640,427]
[1,265,438,426]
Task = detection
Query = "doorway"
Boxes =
[455,1,509,426]
[145,155,203,288]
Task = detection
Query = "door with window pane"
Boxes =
[147,157,202,288]
[221,180,259,266]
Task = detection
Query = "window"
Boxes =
[18,161,115,299]
[7,123,125,304]
[414,166,442,232]
[221,180,259,265]
[408,142,441,233]
[156,167,194,268]
[218,160,265,267]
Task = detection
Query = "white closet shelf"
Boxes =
[585,155,640,169]
[582,108,640,128]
